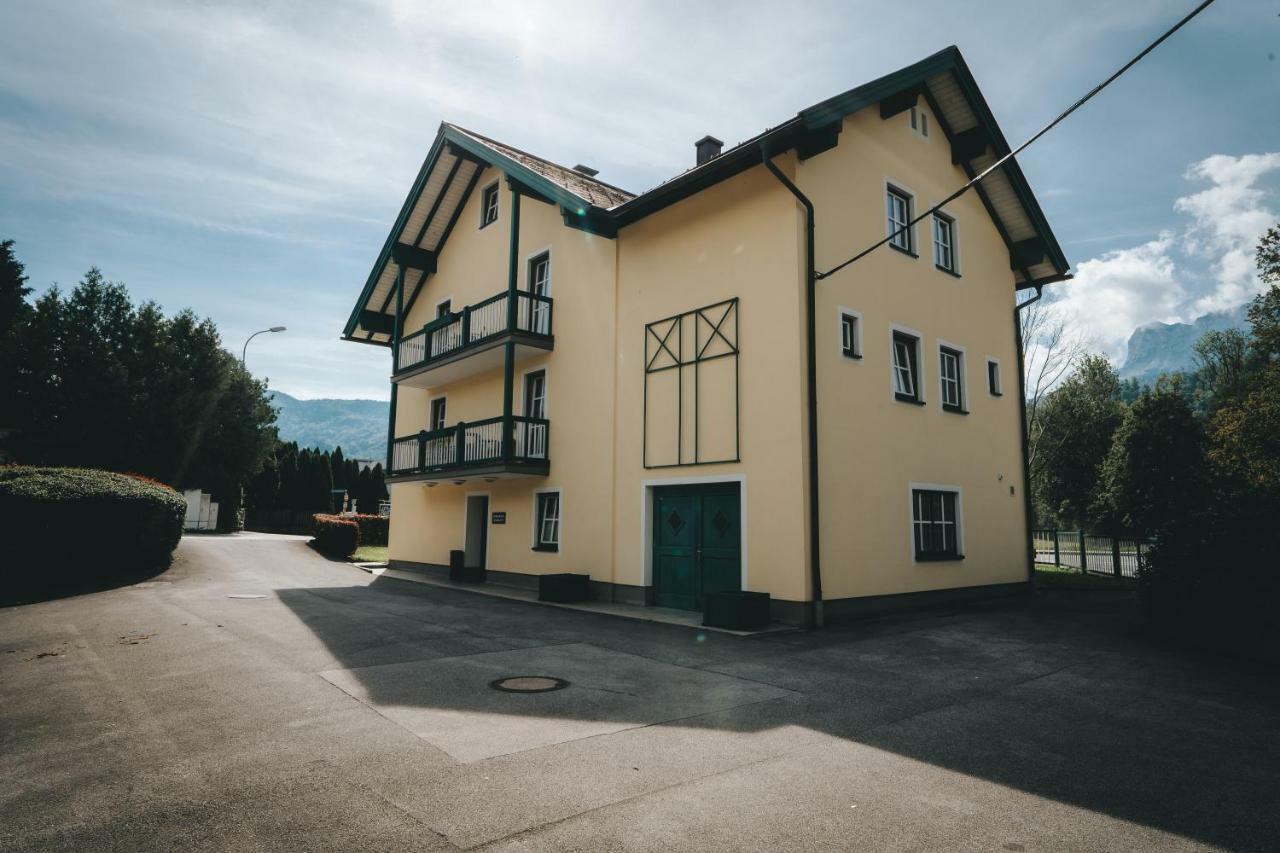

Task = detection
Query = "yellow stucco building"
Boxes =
[342,47,1070,626]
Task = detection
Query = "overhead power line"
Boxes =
[815,0,1218,281]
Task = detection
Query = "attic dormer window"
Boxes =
[480,183,499,228]
[909,106,929,139]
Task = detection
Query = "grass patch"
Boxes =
[351,546,388,563]
[1035,562,1136,590]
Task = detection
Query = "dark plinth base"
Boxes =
[538,573,592,603]
[702,591,771,631]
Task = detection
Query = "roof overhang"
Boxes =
[798,46,1070,287]
[344,47,1070,344]
[342,124,614,344]
[612,46,1070,287]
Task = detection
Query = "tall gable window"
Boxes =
[939,346,966,413]
[909,106,929,139]
[933,213,958,275]
[912,488,962,561]
[892,331,922,404]
[886,186,915,255]
[480,183,499,228]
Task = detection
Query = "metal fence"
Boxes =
[1032,529,1150,579]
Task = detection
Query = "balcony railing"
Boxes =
[395,290,553,375]
[388,415,550,478]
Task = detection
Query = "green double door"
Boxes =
[653,483,741,611]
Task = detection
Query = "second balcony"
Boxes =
[393,290,553,388]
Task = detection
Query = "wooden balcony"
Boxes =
[393,290,553,388]
[387,415,550,483]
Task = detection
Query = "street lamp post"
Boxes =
[242,326,287,365]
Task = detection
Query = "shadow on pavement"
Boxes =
[0,559,173,607]
[276,576,1280,850]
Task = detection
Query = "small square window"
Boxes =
[840,313,861,359]
[480,183,499,228]
[912,489,961,560]
[886,187,914,255]
[933,214,958,275]
[939,346,965,413]
[892,332,921,403]
[987,360,1003,396]
[435,299,452,319]
[534,492,560,552]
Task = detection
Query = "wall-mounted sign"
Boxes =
[491,512,506,525]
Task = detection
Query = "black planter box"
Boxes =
[448,549,486,584]
[702,591,771,631]
[538,573,591,603]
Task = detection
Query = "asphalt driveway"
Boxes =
[1,533,1277,851]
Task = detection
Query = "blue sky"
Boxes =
[1,0,1276,399]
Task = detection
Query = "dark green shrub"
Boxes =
[350,513,388,546]
[0,466,187,583]
[1140,521,1279,663]
[311,513,359,558]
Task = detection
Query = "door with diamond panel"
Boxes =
[652,484,741,611]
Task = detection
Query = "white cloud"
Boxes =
[1050,152,1279,363]
[1176,153,1280,314]
[1050,233,1185,361]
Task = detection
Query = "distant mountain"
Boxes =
[268,391,388,461]
[1118,304,1249,385]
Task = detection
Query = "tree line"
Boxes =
[0,240,385,529]
[246,442,388,530]
[1027,224,1279,656]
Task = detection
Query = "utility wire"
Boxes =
[815,0,1218,281]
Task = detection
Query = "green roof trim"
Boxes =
[345,46,1071,342]
[342,124,607,341]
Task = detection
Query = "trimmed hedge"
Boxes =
[350,514,388,546]
[312,514,359,559]
[0,466,187,578]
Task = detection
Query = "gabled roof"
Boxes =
[447,125,634,209]
[344,46,1070,344]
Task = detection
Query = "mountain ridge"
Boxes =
[1118,303,1248,384]
[268,390,388,461]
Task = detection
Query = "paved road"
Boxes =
[2,534,1277,851]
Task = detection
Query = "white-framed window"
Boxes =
[909,105,930,139]
[479,182,499,228]
[428,396,447,432]
[527,251,552,335]
[521,368,548,459]
[932,213,958,275]
[533,489,560,552]
[910,486,963,561]
[435,298,452,319]
[938,344,966,413]
[892,330,921,403]
[987,358,1003,397]
[886,185,914,254]
[523,369,547,419]
[838,307,862,359]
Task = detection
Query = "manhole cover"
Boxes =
[489,676,569,693]
[227,594,267,599]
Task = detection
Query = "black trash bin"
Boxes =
[448,549,485,583]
